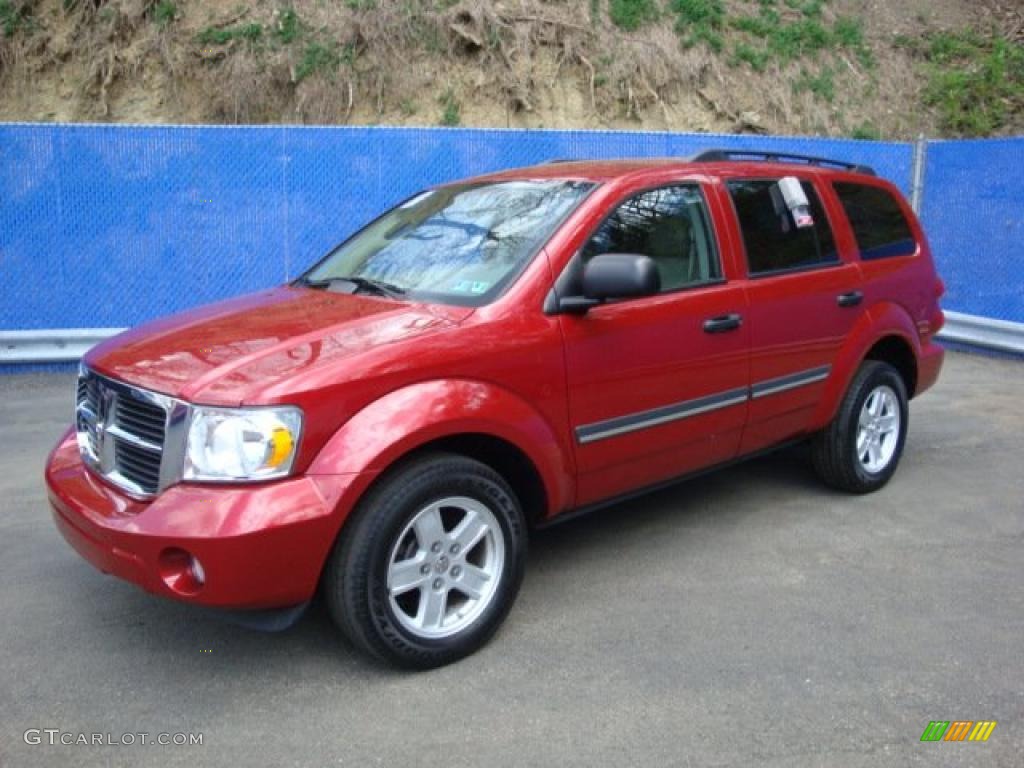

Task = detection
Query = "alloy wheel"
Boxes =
[386,496,505,640]
[856,384,901,473]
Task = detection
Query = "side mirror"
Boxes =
[559,253,661,313]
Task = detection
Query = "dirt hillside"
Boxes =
[0,0,1021,138]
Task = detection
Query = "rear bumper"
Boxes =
[916,338,944,396]
[45,429,362,610]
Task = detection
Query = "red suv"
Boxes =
[45,150,945,667]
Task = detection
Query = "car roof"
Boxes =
[465,151,879,185]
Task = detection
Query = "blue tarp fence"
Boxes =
[0,124,1020,330]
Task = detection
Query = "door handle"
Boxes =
[703,313,743,333]
[837,290,864,308]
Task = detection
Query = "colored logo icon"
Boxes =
[920,721,997,742]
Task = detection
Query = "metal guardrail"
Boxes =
[0,328,125,364]
[1,312,1021,365]
[937,311,1024,355]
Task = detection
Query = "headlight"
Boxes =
[184,406,303,482]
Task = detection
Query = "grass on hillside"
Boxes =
[898,29,1024,136]
[0,0,1018,138]
[611,0,873,69]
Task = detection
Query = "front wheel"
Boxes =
[811,360,909,494]
[323,453,526,668]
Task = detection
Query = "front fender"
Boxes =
[811,302,921,428]
[306,379,574,516]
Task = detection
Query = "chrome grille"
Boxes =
[114,395,167,445]
[76,375,101,457]
[75,367,181,498]
[114,438,162,491]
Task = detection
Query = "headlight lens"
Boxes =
[184,406,303,482]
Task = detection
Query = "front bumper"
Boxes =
[45,429,361,610]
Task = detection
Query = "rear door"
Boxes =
[831,179,936,328]
[558,181,750,508]
[720,175,865,454]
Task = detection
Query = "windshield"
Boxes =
[301,180,594,306]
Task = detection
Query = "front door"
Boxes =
[558,183,751,508]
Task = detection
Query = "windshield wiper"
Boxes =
[299,276,408,299]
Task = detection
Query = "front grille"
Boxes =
[76,376,101,457]
[114,437,163,491]
[75,368,173,497]
[115,395,167,445]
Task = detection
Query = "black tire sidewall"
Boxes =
[339,455,526,667]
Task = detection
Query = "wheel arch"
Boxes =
[812,302,922,428]
[367,433,550,528]
[863,334,917,398]
[307,379,574,527]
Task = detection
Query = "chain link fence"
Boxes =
[0,123,1019,360]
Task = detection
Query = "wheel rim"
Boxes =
[386,496,505,640]
[856,384,901,474]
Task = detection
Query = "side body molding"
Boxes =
[810,301,922,429]
[307,379,575,518]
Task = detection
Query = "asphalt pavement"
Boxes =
[0,351,1021,767]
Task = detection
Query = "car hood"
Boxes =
[85,285,472,404]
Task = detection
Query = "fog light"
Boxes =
[158,548,206,596]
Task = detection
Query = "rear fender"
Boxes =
[812,302,920,428]
[307,379,574,516]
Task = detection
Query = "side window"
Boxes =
[833,182,917,260]
[581,185,721,292]
[727,179,838,275]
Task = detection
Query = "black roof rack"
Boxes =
[691,149,876,176]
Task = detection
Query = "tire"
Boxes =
[323,452,527,668]
[811,360,909,494]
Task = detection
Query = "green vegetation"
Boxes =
[716,3,876,83]
[294,42,353,81]
[276,9,300,44]
[726,6,873,72]
[850,121,882,140]
[439,87,461,126]
[197,23,263,45]
[152,1,177,28]
[793,66,835,102]
[609,0,659,31]
[731,41,770,72]
[670,0,725,51]
[783,0,824,18]
[345,0,377,8]
[834,16,874,68]
[0,0,28,37]
[832,16,862,47]
[769,18,830,61]
[569,0,880,114]
[907,30,1024,135]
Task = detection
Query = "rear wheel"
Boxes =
[324,453,526,668]
[811,360,909,493]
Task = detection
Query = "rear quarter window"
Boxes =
[833,182,917,260]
